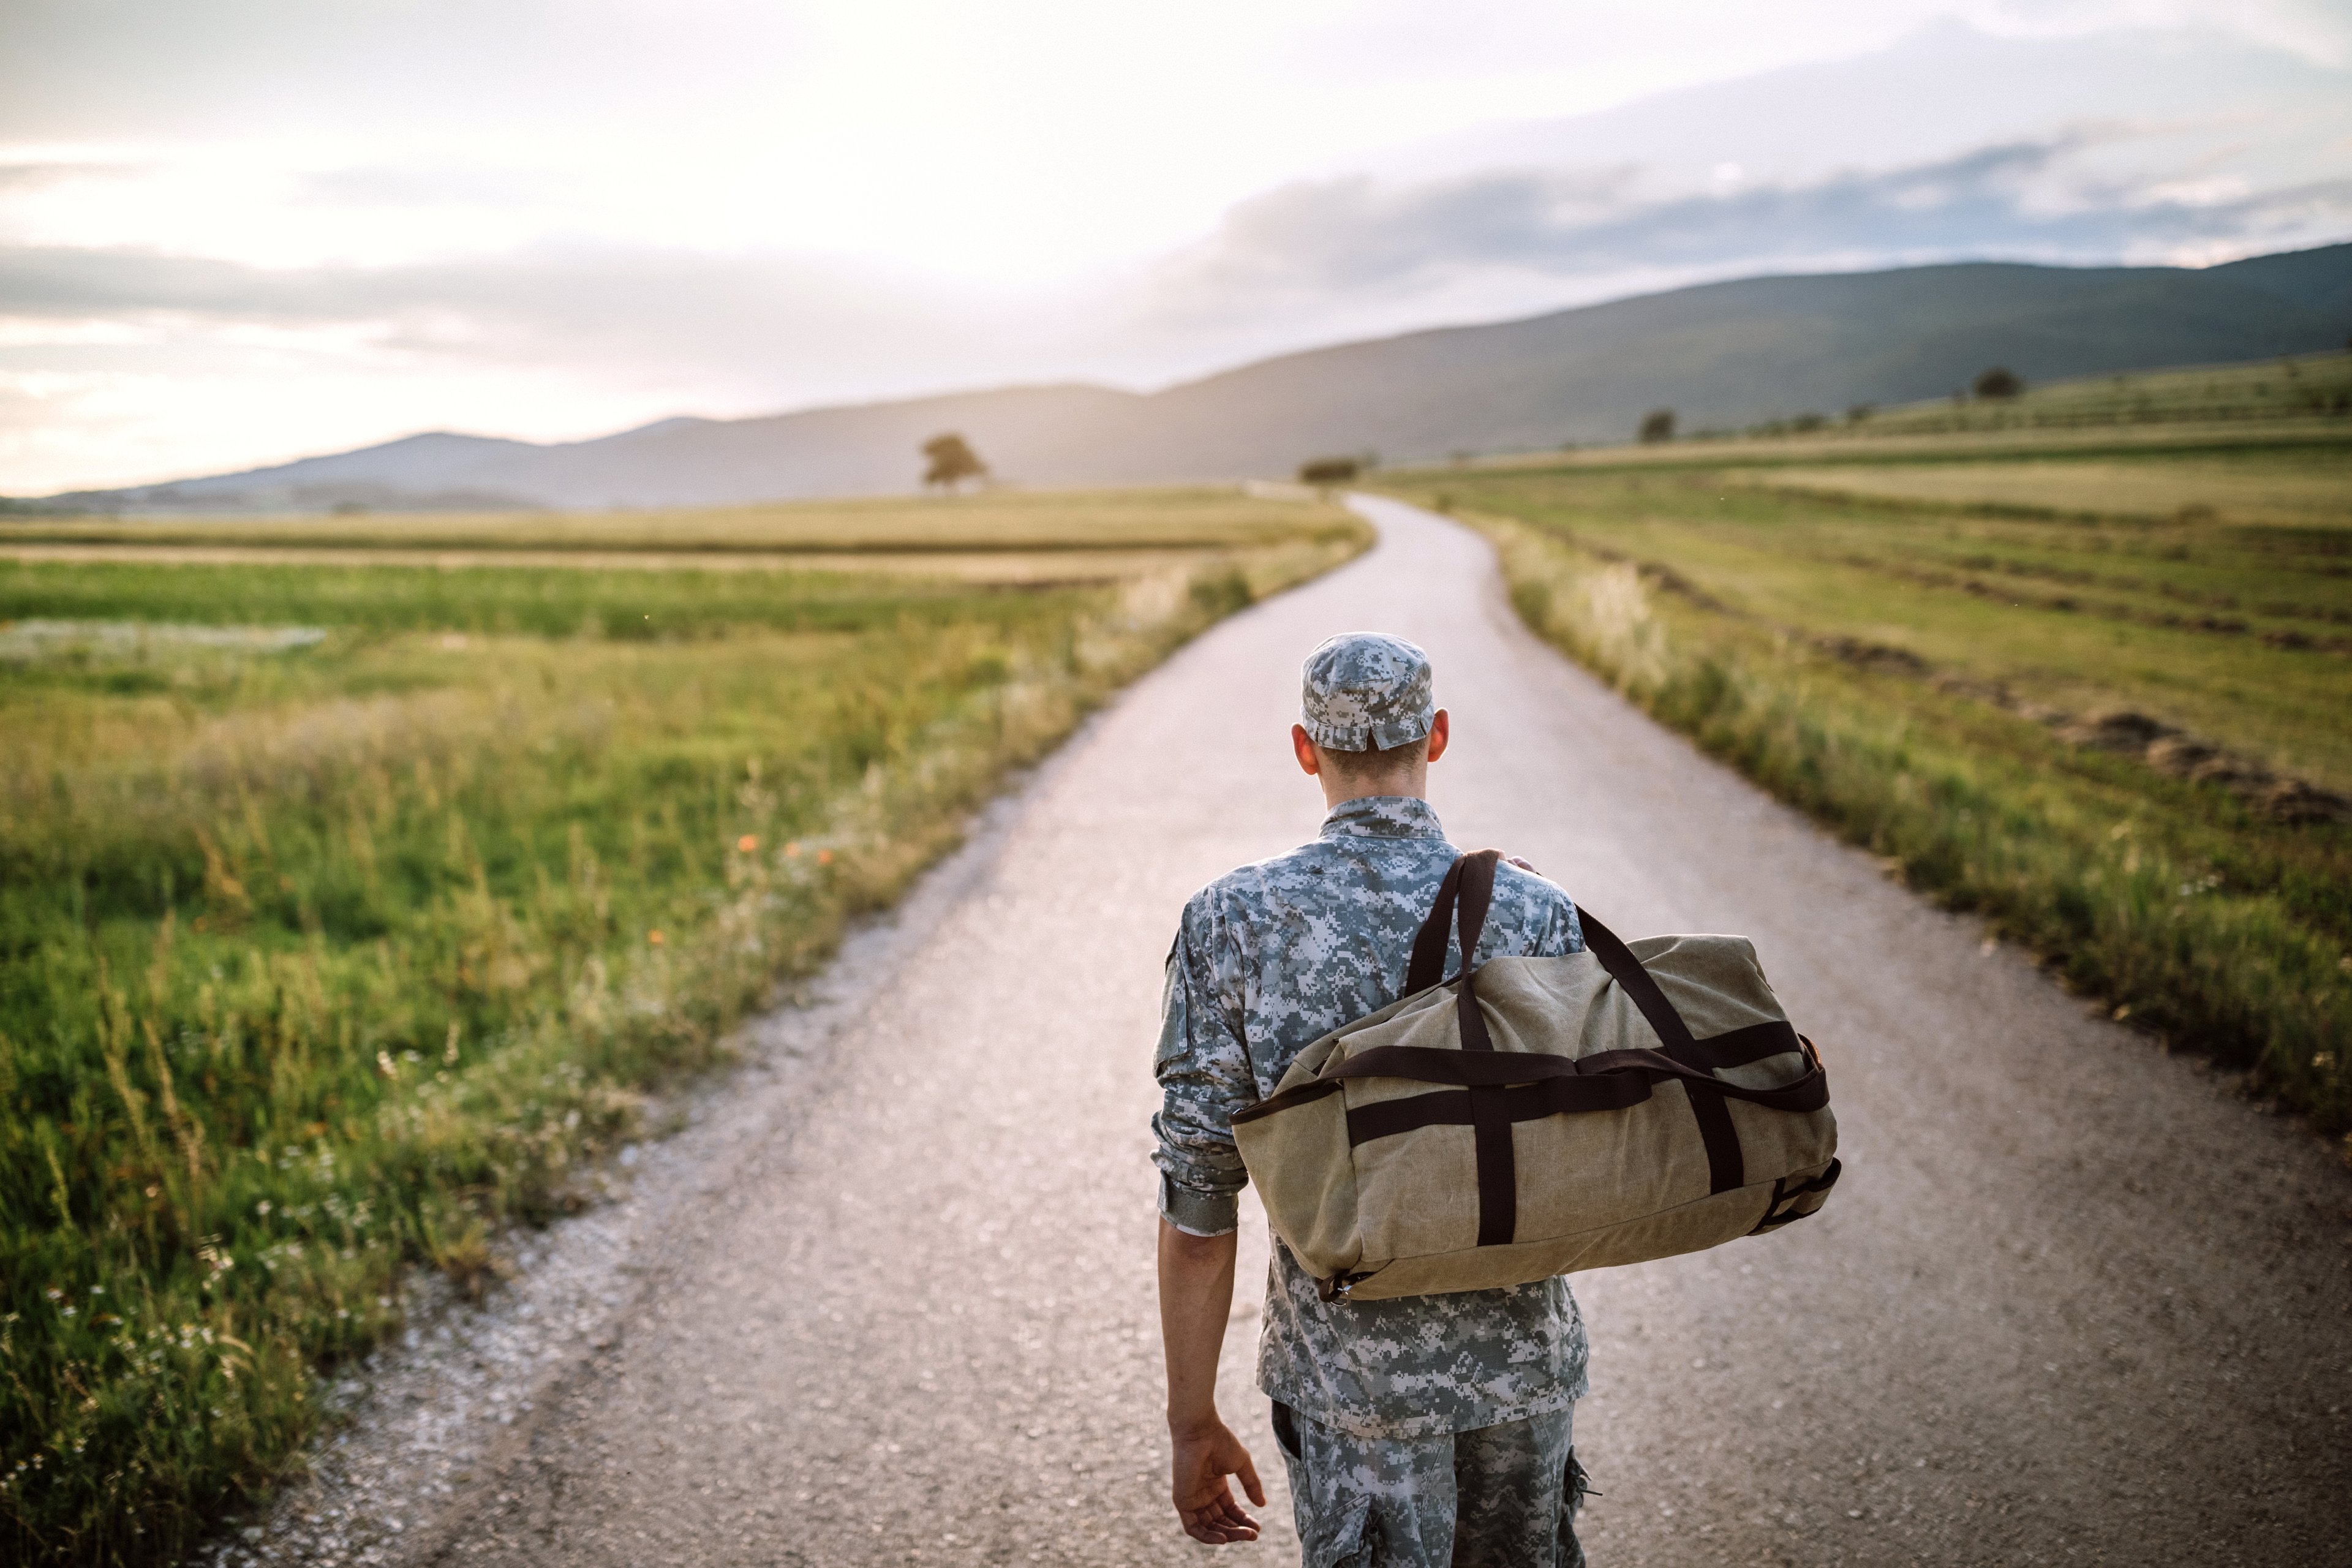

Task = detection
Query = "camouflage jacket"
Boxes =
[1152,795,1592,1439]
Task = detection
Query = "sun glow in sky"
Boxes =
[2,0,2348,491]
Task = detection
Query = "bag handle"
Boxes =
[1404,853,1698,1052]
[1570,911,1698,1052]
[1404,850,1485,995]
[1549,901,1741,1190]
[1403,851,1745,1199]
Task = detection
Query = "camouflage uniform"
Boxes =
[1152,633,1594,1566]
[1273,1400,1590,1568]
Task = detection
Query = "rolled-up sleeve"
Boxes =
[1150,905,1253,1237]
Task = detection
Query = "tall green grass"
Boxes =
[1439,466,2352,791]
[1387,472,2351,1144]
[0,556,1009,639]
[0,523,1361,1565]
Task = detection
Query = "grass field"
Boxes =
[0,487,1327,556]
[0,487,1366,1566]
[1735,444,2352,530]
[0,489,1359,587]
[1441,351,2352,475]
[1387,429,2352,1145]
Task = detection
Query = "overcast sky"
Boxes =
[3,0,2348,492]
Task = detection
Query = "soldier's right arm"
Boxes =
[1151,899,1254,1236]
[1152,897,1265,1545]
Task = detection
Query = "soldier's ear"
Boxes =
[1425,710,1450,765]
[1291,723,1322,777]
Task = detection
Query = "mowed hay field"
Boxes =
[1388,430,2352,1141]
[1743,446,2352,530]
[0,488,1367,1566]
[0,488,1342,581]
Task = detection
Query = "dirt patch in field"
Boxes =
[2027,706,2346,823]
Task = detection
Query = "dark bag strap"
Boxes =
[1396,846,1535,1242]
[1433,850,1512,1240]
[1399,851,1771,1214]
[1569,903,1741,1189]
[1319,1041,1826,1112]
[1403,853,1471,995]
[1406,851,1708,1055]
[1232,1024,1825,1121]
[1571,909,1698,1052]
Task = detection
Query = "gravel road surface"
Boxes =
[311,497,2351,1567]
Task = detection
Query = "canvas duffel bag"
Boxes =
[1230,850,1840,1302]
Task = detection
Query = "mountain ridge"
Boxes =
[29,242,2352,512]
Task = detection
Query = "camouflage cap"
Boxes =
[1300,631,1435,752]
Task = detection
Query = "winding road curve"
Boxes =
[409,497,2351,1567]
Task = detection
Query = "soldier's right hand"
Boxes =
[1169,1418,1265,1544]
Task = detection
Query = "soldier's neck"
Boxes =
[1317,774,1428,812]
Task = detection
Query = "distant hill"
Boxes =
[34,243,2352,513]
[50,386,1140,513]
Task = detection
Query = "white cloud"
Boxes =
[1140,129,2352,352]
[0,4,2346,490]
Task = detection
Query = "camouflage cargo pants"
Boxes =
[1271,1400,1590,1568]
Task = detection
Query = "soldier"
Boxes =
[1153,631,1594,1567]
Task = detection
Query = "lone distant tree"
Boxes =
[1297,456,1360,486]
[1638,408,1676,443]
[1973,366,2023,400]
[921,432,989,492]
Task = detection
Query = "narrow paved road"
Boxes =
[418,498,2352,1567]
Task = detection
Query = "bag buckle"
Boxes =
[1749,1157,1843,1234]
